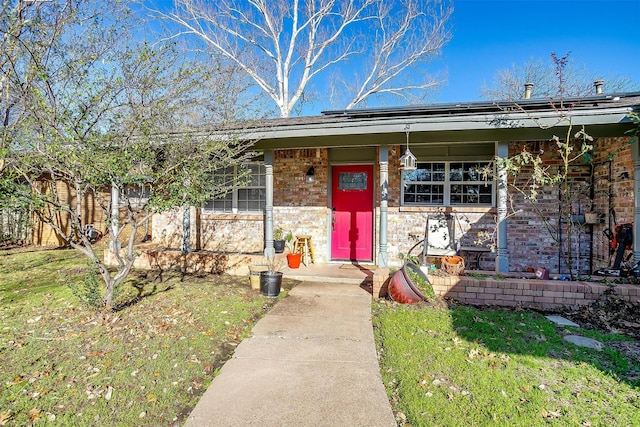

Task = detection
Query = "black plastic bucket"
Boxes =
[259,271,283,297]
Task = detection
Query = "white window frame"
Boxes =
[120,184,151,209]
[401,161,495,207]
[202,163,266,214]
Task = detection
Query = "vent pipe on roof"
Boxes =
[524,82,533,99]
[594,80,604,94]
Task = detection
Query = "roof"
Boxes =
[322,92,640,118]
[247,92,640,149]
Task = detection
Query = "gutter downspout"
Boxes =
[496,141,509,272]
[378,145,389,267]
[264,150,275,259]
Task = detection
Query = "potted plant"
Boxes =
[388,261,436,304]
[285,232,302,268]
[260,257,284,297]
[273,227,285,253]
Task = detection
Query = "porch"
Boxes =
[105,246,640,312]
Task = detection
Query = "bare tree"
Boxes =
[482,53,638,101]
[481,53,598,279]
[154,0,453,117]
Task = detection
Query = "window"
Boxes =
[203,163,266,214]
[402,161,493,206]
[123,184,151,209]
[338,172,368,191]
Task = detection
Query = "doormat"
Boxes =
[340,264,377,270]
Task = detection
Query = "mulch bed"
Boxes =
[563,294,640,340]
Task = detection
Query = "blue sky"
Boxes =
[435,0,640,102]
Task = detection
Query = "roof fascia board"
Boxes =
[251,123,631,151]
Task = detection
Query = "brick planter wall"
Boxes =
[426,274,640,311]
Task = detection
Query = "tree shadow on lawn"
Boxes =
[110,268,230,311]
[448,301,640,389]
[111,269,291,312]
[111,270,177,311]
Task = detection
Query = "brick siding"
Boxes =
[150,136,635,274]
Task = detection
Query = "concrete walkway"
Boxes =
[183,281,396,427]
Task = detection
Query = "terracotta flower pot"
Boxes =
[388,267,424,304]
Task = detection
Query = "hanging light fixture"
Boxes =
[399,124,416,171]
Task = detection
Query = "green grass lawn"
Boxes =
[0,246,290,426]
[7,246,640,426]
[374,300,640,426]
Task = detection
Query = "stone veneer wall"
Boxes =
[385,144,497,269]
[384,208,496,268]
[272,149,329,262]
[152,207,264,253]
[273,206,328,262]
[151,148,331,256]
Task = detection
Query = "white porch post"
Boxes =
[264,150,275,259]
[378,145,389,267]
[496,141,509,272]
[110,182,120,252]
[632,137,640,264]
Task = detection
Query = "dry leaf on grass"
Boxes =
[0,412,11,426]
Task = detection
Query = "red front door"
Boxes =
[331,165,374,262]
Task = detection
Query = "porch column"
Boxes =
[633,138,640,264]
[264,150,275,259]
[181,205,190,254]
[378,145,389,267]
[110,182,120,251]
[495,141,509,272]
